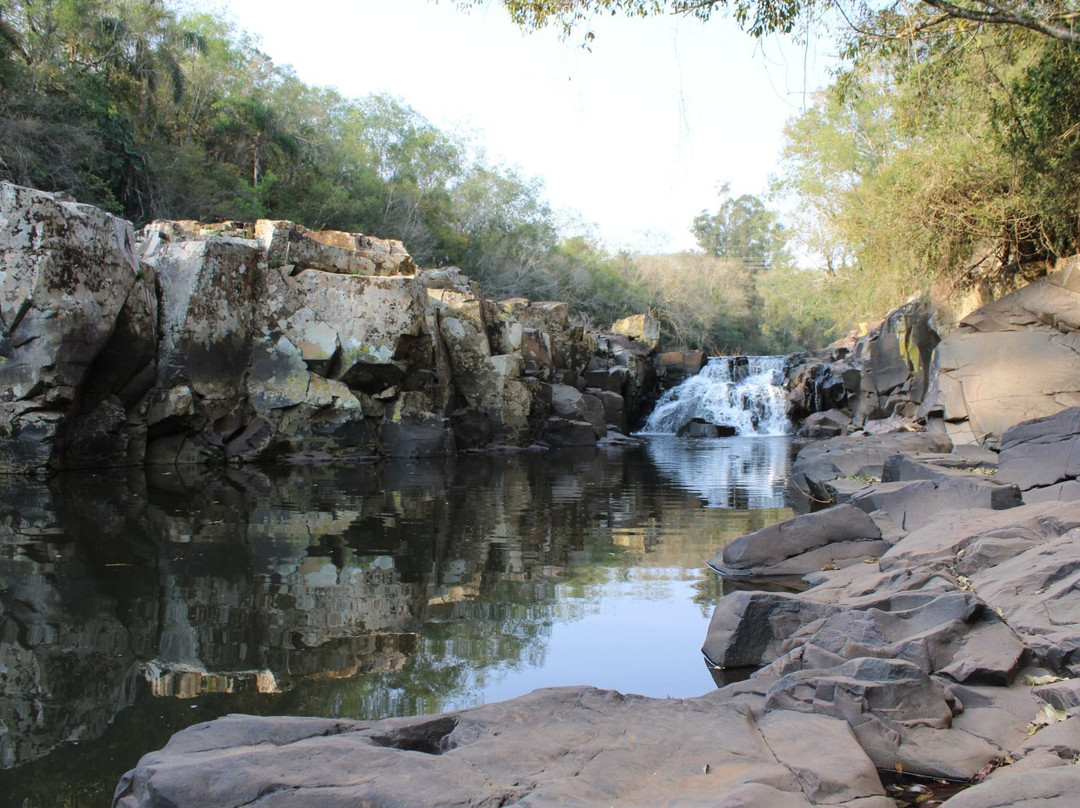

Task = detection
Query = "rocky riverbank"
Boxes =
[114,409,1080,807]
[0,182,664,473]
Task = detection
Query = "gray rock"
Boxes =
[711,503,883,577]
[113,686,889,808]
[1032,678,1080,712]
[939,765,1080,807]
[998,406,1080,499]
[879,499,1080,574]
[0,183,145,471]
[787,433,954,514]
[765,657,1001,780]
[844,473,1021,533]
[969,530,1080,672]
[923,261,1080,444]
[799,408,852,438]
[702,591,837,669]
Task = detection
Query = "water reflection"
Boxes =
[646,436,792,508]
[0,440,792,807]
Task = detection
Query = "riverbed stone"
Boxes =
[998,406,1080,502]
[938,765,1080,807]
[113,686,891,808]
[968,530,1080,673]
[787,432,954,514]
[765,657,1002,780]
[710,503,884,577]
[702,591,838,669]
[879,499,1080,574]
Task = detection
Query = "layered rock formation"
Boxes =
[786,257,1080,448]
[921,259,1080,444]
[0,184,659,472]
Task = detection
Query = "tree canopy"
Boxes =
[457,0,1080,42]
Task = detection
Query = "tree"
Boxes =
[692,187,788,272]
[455,0,1080,43]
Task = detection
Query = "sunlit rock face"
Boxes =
[921,260,1080,443]
[0,183,152,471]
[0,184,660,471]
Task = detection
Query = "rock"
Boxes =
[969,531,1080,672]
[542,416,599,447]
[655,350,706,384]
[676,418,737,438]
[254,220,416,276]
[998,407,1080,502]
[922,260,1080,444]
[879,499,1080,575]
[710,504,885,577]
[786,300,939,431]
[765,657,1001,780]
[701,591,837,669]
[938,766,1080,807]
[1032,678,1080,712]
[799,408,852,438]
[611,313,660,352]
[113,686,890,808]
[787,432,954,514]
[450,408,493,450]
[0,183,144,471]
[843,474,1021,533]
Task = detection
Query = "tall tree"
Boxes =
[692,187,788,272]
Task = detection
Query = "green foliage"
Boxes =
[771,20,1080,322]
[692,186,789,272]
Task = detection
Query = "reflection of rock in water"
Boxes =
[0,445,783,797]
[645,436,793,509]
[0,450,676,772]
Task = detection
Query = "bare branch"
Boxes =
[921,0,1080,41]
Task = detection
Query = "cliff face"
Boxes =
[0,184,658,473]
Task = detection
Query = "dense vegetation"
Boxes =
[6,0,1079,353]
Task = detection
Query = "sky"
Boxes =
[191,0,834,253]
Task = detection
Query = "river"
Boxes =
[0,436,794,807]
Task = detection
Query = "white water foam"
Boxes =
[639,356,790,436]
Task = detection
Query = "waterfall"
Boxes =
[640,356,790,437]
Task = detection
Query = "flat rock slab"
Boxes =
[787,433,954,514]
[940,765,1080,807]
[113,686,891,808]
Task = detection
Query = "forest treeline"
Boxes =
[4,1,1079,355]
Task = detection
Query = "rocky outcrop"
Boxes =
[921,260,1080,445]
[784,258,1080,447]
[0,184,659,471]
[786,299,940,437]
[114,687,893,808]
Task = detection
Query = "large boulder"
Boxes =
[0,183,150,472]
[922,260,1080,443]
[787,432,954,515]
[998,407,1080,502]
[113,686,892,808]
[709,504,886,578]
[765,657,1003,780]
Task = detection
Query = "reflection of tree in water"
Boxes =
[0,444,793,808]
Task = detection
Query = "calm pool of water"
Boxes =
[0,437,793,807]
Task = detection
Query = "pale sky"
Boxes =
[194,0,833,252]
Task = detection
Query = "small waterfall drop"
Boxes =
[640,356,790,437]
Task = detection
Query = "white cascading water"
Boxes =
[639,356,790,436]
